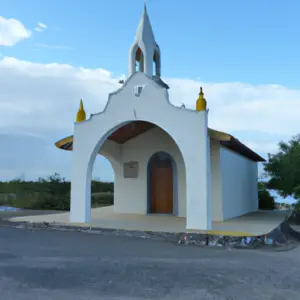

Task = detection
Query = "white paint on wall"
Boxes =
[210,139,223,221]
[97,131,258,224]
[98,140,122,194]
[220,147,258,220]
[100,132,239,223]
[100,140,121,164]
[113,126,187,216]
[70,72,211,230]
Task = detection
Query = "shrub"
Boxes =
[258,190,276,210]
[5,191,70,211]
[0,173,114,210]
[91,192,114,207]
[0,174,114,211]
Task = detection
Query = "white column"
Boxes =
[128,45,137,77]
[70,135,93,224]
[143,47,154,76]
[184,114,212,230]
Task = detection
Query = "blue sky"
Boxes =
[1,0,300,86]
[0,0,299,203]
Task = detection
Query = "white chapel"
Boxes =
[55,5,264,230]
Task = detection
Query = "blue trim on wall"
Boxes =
[147,151,178,216]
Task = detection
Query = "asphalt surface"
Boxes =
[0,226,300,300]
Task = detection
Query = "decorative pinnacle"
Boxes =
[79,99,84,110]
[196,86,207,111]
[199,87,204,97]
[76,98,86,122]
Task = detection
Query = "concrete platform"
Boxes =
[8,206,290,236]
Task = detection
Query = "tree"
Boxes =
[258,180,267,191]
[258,181,276,210]
[263,134,300,200]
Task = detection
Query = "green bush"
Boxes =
[0,197,9,206]
[91,181,114,193]
[0,193,16,206]
[91,192,114,207]
[0,173,114,211]
[3,191,70,210]
[258,190,276,210]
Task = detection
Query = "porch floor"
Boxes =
[9,206,290,236]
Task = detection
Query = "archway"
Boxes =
[153,48,161,77]
[86,120,183,217]
[147,151,178,215]
[135,47,144,72]
[70,118,188,224]
[91,154,115,209]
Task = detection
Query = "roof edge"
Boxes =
[209,128,265,162]
[208,128,231,142]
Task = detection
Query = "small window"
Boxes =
[133,85,144,97]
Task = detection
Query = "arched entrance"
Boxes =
[147,152,177,215]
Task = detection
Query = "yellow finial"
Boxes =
[196,86,207,111]
[76,99,86,122]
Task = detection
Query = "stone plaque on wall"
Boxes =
[123,161,139,178]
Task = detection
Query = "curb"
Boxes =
[2,218,299,251]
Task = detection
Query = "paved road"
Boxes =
[0,227,300,299]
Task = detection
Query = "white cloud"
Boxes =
[34,22,47,32]
[34,43,72,50]
[166,79,300,137]
[38,22,47,29]
[1,56,300,180]
[242,141,279,154]
[0,16,31,46]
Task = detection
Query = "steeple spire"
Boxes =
[76,99,86,122]
[128,4,161,77]
[136,3,155,43]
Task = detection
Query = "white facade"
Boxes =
[220,147,259,220]
[100,131,259,224]
[209,141,259,222]
[210,140,223,221]
[67,5,261,230]
[111,127,186,217]
[70,72,211,230]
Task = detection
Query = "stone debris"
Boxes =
[175,225,292,249]
[265,237,274,245]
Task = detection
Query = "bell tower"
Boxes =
[128,4,161,78]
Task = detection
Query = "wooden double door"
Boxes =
[149,152,174,214]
